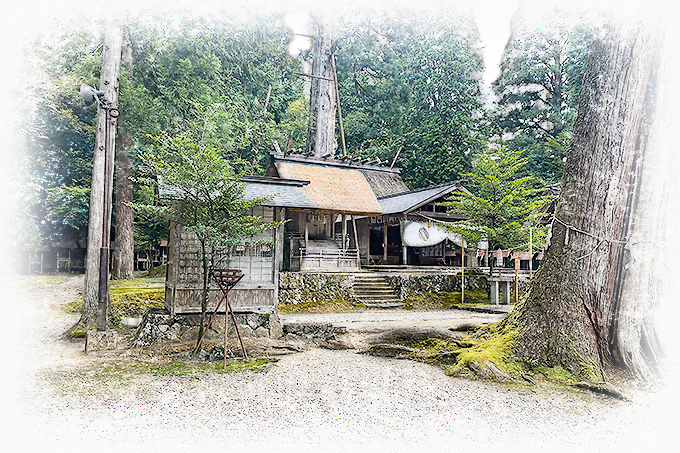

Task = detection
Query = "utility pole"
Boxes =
[81,11,124,332]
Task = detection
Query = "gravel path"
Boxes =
[2,274,678,452]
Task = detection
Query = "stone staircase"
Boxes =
[353,274,403,308]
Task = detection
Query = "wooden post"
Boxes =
[402,214,408,264]
[514,255,520,304]
[341,214,347,250]
[83,10,124,331]
[529,227,533,279]
[461,239,465,305]
[367,224,371,264]
[383,224,388,263]
[351,215,361,269]
[304,218,309,249]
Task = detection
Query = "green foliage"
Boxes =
[335,11,485,188]
[45,185,90,231]
[492,11,598,183]
[445,147,553,251]
[135,130,279,250]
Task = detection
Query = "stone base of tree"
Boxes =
[85,330,119,353]
[133,309,283,347]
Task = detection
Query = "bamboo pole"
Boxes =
[389,147,403,170]
[330,53,347,156]
[284,130,294,154]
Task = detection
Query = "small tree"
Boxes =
[134,134,279,342]
[445,148,554,268]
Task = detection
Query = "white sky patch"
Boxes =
[469,0,518,106]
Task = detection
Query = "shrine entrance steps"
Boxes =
[353,274,403,308]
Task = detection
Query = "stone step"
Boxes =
[363,302,405,309]
[354,286,397,293]
[353,274,400,307]
[355,292,398,299]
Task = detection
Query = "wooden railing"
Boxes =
[294,247,360,270]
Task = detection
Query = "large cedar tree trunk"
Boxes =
[509,22,662,380]
[305,21,338,158]
[78,13,124,330]
[112,32,134,280]
[612,16,678,382]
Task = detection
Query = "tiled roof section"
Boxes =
[242,179,317,209]
[274,161,383,215]
[378,182,469,215]
[159,177,317,209]
[360,169,410,198]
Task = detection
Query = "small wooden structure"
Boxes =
[162,177,309,315]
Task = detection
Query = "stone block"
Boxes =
[85,330,119,353]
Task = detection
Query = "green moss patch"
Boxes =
[448,327,523,377]
[41,357,277,397]
[535,365,576,383]
[64,284,165,323]
[110,285,165,318]
[139,264,167,279]
[278,299,365,314]
[403,290,490,310]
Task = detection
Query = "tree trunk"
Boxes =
[112,30,134,280]
[306,21,338,158]
[612,17,678,382]
[79,12,124,330]
[509,22,661,380]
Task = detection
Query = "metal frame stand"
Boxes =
[191,269,247,368]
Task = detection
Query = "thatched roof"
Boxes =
[360,169,409,198]
[272,160,383,215]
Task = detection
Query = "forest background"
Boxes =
[1,0,607,264]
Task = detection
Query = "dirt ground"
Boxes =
[2,274,679,452]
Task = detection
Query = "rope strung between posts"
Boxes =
[416,212,463,226]
[552,216,630,260]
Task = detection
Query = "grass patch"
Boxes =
[110,278,147,287]
[403,289,490,310]
[278,299,365,314]
[139,264,167,279]
[41,357,277,397]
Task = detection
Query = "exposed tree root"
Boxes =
[571,381,631,402]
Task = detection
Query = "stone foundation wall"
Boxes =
[279,272,359,305]
[278,271,489,304]
[134,309,283,347]
[385,272,488,301]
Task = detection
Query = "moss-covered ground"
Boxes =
[402,289,490,310]
[65,278,165,328]
[41,356,278,398]
[278,299,366,314]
